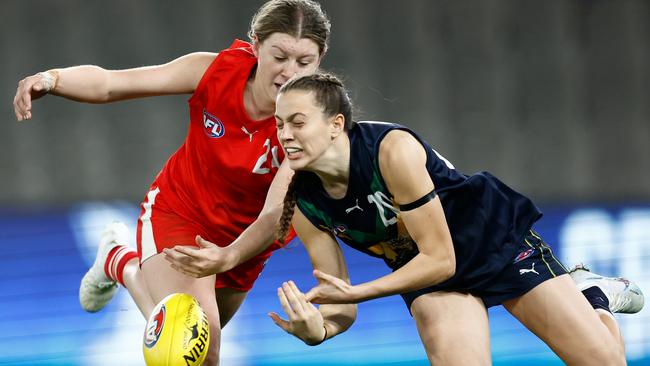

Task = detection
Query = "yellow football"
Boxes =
[143,293,210,366]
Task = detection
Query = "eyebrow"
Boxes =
[271,45,317,59]
[275,112,307,122]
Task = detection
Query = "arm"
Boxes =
[13,52,217,120]
[164,160,294,277]
[269,208,357,345]
[308,130,456,304]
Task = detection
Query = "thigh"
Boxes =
[141,254,221,362]
[136,193,205,264]
[215,287,248,328]
[503,274,625,365]
[410,291,491,366]
[215,247,274,291]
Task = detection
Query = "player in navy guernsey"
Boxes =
[269,73,644,365]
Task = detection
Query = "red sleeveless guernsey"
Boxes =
[143,40,284,250]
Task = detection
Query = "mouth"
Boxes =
[284,146,303,158]
[284,147,302,153]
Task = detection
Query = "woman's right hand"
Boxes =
[13,71,57,121]
[269,280,327,345]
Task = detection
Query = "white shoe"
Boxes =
[570,264,644,314]
[79,222,130,312]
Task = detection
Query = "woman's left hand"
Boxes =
[163,235,237,277]
[305,270,359,304]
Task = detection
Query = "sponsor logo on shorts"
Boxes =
[513,248,535,264]
[519,262,540,276]
[334,224,347,234]
[203,110,225,138]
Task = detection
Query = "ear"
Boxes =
[331,114,345,138]
[252,36,260,58]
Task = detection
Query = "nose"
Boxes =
[278,125,293,141]
[281,60,299,79]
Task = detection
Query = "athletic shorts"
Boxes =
[136,187,292,292]
[401,229,568,311]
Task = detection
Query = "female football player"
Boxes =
[268,73,644,365]
[13,1,331,364]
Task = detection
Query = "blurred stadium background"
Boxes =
[1,0,649,365]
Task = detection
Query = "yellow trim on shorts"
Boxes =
[530,230,569,272]
[525,237,556,277]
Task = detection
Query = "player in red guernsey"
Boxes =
[13,1,331,364]
[141,39,291,290]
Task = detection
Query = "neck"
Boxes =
[244,74,274,121]
[310,134,350,199]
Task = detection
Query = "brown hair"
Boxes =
[275,73,355,243]
[276,171,304,243]
[279,72,354,130]
[249,0,331,56]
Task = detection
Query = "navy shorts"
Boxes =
[401,230,568,311]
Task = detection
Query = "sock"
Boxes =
[582,286,612,314]
[104,245,138,287]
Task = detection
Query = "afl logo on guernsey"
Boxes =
[203,110,225,138]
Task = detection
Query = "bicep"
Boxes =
[378,131,452,257]
[292,209,350,282]
[106,52,217,99]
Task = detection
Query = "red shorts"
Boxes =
[136,187,293,292]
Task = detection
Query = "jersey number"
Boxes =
[368,191,399,226]
[252,138,280,174]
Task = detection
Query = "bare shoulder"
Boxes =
[378,129,432,203]
[378,129,426,169]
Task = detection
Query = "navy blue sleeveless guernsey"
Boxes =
[295,121,543,293]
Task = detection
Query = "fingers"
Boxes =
[312,269,341,290]
[313,269,330,282]
[163,247,202,278]
[14,77,38,121]
[284,281,309,312]
[305,287,320,303]
[268,312,290,332]
[195,235,213,248]
[171,244,199,257]
[14,81,29,121]
[277,285,295,318]
[162,247,183,261]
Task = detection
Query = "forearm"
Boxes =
[47,66,115,103]
[320,304,356,342]
[221,207,282,270]
[353,252,455,302]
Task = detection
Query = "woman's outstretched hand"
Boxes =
[163,235,237,278]
[269,280,327,345]
[305,269,359,304]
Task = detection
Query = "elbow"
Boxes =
[93,69,115,103]
[437,252,456,282]
[340,304,357,332]
[442,258,456,281]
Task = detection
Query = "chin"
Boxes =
[288,159,309,171]
[288,160,303,171]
